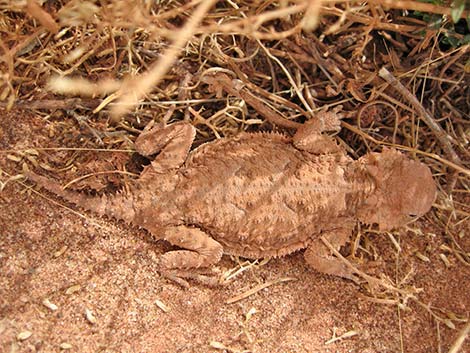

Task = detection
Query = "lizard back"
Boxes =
[169,133,355,258]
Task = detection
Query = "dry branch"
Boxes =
[368,0,470,19]
[378,67,463,171]
[110,0,218,120]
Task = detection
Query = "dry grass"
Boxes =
[1,0,469,351]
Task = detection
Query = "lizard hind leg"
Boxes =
[158,225,224,287]
[135,121,196,178]
[304,227,360,283]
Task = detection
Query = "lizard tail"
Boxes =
[26,171,135,223]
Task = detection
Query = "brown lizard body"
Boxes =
[27,112,437,283]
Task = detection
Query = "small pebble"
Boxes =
[85,308,97,324]
[42,298,58,311]
[17,331,32,341]
[60,342,73,350]
[155,299,170,313]
[65,284,81,295]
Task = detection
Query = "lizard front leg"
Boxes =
[293,109,343,154]
[157,225,224,286]
[135,121,196,179]
[304,227,359,282]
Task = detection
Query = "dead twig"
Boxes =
[342,121,470,177]
[62,170,138,190]
[0,99,102,111]
[203,73,302,129]
[378,67,463,188]
[225,277,296,304]
[110,0,218,120]
[368,0,470,19]
[25,0,59,34]
[447,322,470,353]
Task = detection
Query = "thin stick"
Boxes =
[378,67,463,170]
[63,170,138,190]
[110,0,218,119]
[0,147,134,153]
[447,322,470,353]
[0,98,102,110]
[9,174,106,229]
[203,73,302,129]
[367,0,470,19]
[225,277,296,304]
[341,121,470,177]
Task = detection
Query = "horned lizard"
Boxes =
[27,111,436,284]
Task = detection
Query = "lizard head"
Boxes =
[358,148,436,230]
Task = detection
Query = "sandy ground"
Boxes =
[1,112,469,353]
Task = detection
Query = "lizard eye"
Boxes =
[408,213,417,218]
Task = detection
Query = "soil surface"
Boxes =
[1,112,469,353]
